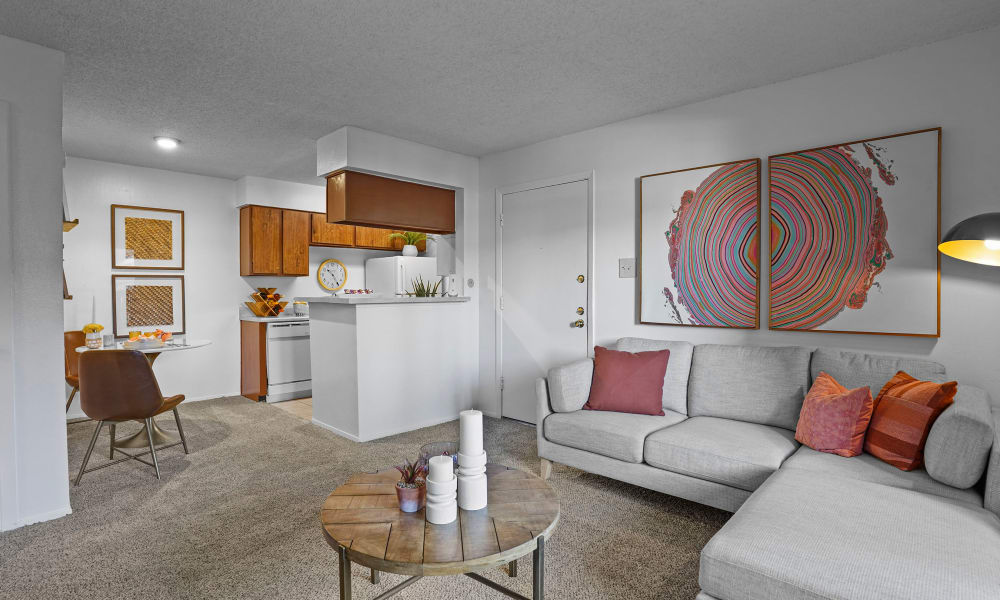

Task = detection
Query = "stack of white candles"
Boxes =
[457,409,488,510]
[425,455,457,524]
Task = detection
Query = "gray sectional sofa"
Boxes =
[535,338,1000,600]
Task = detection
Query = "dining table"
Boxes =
[75,338,211,448]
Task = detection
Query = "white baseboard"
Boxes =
[8,504,72,530]
[311,414,460,443]
[310,418,362,442]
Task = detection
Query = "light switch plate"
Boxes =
[619,258,636,278]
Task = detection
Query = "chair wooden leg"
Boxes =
[74,421,104,486]
[173,408,189,454]
[145,418,161,479]
[109,423,116,459]
[66,387,78,412]
[540,458,552,480]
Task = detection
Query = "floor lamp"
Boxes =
[939,212,1000,266]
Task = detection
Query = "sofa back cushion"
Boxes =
[810,348,946,398]
[616,338,694,415]
[688,344,811,430]
[924,384,994,489]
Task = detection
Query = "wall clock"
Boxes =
[317,258,348,292]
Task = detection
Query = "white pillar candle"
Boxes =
[427,455,453,482]
[459,409,484,456]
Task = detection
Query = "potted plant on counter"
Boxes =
[394,457,428,513]
[389,231,427,257]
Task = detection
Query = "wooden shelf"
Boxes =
[62,219,79,232]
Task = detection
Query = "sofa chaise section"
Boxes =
[699,468,1000,600]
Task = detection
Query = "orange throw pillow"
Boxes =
[863,371,958,471]
[795,372,874,457]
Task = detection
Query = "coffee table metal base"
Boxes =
[337,536,545,600]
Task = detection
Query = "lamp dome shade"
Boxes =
[938,212,1000,266]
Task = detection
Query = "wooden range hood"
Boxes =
[325,169,455,234]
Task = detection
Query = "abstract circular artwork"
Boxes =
[768,128,940,336]
[640,159,760,328]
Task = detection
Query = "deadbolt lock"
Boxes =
[576,307,584,315]
[577,274,585,283]
[573,319,585,328]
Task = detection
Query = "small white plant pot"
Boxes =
[401,244,418,257]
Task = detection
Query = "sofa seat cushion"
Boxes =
[700,469,1000,600]
[543,409,685,463]
[782,446,982,506]
[644,417,799,491]
[688,344,811,430]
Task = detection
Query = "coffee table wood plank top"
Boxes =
[320,464,559,577]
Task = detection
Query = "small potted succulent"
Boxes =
[394,457,428,513]
[388,231,427,257]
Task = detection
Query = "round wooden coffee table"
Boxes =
[321,463,559,600]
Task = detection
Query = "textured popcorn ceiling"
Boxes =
[2,1,999,184]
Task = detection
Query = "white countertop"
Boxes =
[239,314,310,323]
[299,295,471,305]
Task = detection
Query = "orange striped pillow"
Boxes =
[863,371,957,471]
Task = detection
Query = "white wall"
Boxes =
[478,26,1000,417]
[0,35,68,531]
[63,158,246,416]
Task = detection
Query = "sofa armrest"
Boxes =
[536,377,553,449]
[925,384,994,489]
[984,387,1000,519]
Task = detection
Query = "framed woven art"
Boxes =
[111,275,186,337]
[639,158,761,329]
[111,204,184,269]
[768,127,941,337]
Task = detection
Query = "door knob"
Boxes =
[576,307,584,315]
[577,274,585,283]
[572,319,585,328]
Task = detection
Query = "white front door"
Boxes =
[499,175,592,423]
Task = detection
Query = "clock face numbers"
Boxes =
[318,260,347,292]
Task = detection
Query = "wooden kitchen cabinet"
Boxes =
[239,205,311,276]
[240,321,267,401]
[354,226,396,250]
[240,205,283,275]
[355,226,427,251]
[310,212,355,247]
[282,209,310,276]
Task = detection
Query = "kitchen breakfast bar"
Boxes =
[303,295,472,442]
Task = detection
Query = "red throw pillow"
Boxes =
[794,372,874,457]
[584,346,669,416]
[864,371,958,471]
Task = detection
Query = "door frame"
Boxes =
[495,170,596,420]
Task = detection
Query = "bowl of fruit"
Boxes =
[124,329,172,349]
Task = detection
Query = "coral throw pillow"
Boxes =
[864,371,958,471]
[584,346,669,416]
[795,372,874,457]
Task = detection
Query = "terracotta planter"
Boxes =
[396,481,426,513]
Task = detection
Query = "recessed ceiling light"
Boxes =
[154,136,180,150]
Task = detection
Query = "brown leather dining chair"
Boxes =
[74,350,189,485]
[64,330,86,412]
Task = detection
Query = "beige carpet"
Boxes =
[0,397,729,599]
